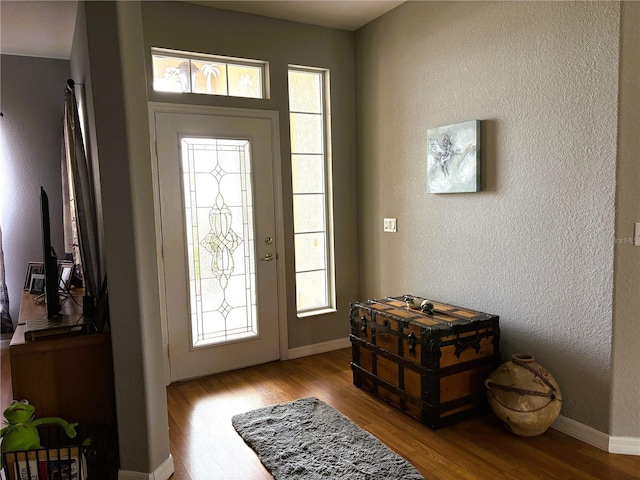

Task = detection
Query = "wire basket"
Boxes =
[2,424,112,480]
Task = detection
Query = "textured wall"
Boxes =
[0,55,70,327]
[356,2,619,432]
[611,1,640,438]
[70,2,170,473]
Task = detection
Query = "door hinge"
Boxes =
[167,343,171,358]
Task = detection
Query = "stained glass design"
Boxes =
[180,138,257,347]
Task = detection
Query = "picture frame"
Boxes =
[29,274,45,295]
[24,261,44,290]
[427,120,481,194]
[58,261,75,294]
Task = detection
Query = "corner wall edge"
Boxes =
[118,454,174,480]
[552,415,639,456]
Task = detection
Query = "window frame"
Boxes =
[151,47,269,99]
[288,65,336,317]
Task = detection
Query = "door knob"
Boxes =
[260,253,274,262]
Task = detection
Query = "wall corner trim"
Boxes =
[552,416,640,456]
[609,436,640,456]
[287,337,351,359]
[118,454,174,480]
[552,415,609,451]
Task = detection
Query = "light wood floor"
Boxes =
[3,344,638,479]
[166,348,640,480]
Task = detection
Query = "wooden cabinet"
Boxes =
[10,291,117,431]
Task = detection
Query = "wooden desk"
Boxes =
[10,290,117,430]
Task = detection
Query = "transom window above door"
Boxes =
[151,47,268,99]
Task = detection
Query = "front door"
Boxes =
[153,108,281,382]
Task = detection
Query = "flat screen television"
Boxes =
[41,186,61,319]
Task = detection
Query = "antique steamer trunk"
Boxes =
[350,296,500,429]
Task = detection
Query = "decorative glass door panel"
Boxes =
[180,138,257,348]
[154,109,280,382]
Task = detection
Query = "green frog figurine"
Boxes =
[0,399,77,465]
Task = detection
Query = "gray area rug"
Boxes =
[231,397,424,480]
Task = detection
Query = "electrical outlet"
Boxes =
[383,218,397,233]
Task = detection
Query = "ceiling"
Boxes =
[0,1,79,60]
[0,0,404,60]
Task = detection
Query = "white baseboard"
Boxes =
[609,436,640,455]
[552,415,640,456]
[552,415,610,451]
[118,454,174,480]
[288,337,350,359]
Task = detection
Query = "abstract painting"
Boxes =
[427,120,480,193]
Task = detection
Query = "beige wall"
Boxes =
[8,5,633,475]
[66,2,359,473]
[355,1,621,433]
[611,1,640,438]
[71,1,170,473]
[0,55,70,327]
[141,1,360,349]
[55,2,637,470]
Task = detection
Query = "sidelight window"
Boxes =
[288,66,335,315]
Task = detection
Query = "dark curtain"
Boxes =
[62,82,104,306]
[0,225,13,334]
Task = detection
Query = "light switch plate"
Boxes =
[635,223,640,246]
[384,218,397,233]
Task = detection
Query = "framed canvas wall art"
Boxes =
[427,120,480,194]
